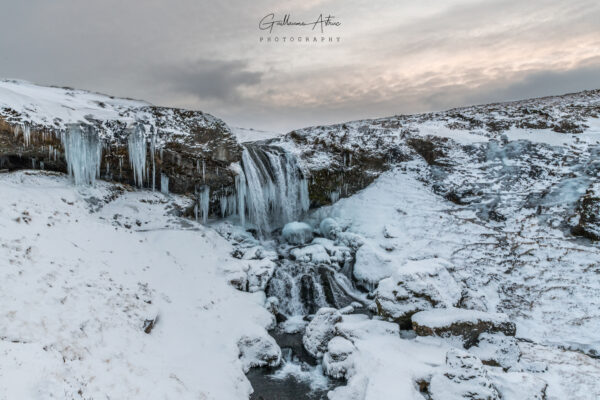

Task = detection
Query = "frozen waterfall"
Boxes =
[128,124,147,187]
[61,124,102,186]
[236,144,310,236]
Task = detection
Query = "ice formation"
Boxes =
[197,185,210,224]
[61,124,102,186]
[160,173,169,194]
[128,124,147,187]
[238,144,310,236]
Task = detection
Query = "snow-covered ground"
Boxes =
[229,126,283,143]
[304,162,600,399]
[0,171,274,400]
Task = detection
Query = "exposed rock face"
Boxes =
[0,80,241,217]
[572,183,600,240]
[412,308,516,348]
[375,259,462,329]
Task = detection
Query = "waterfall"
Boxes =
[128,124,147,187]
[61,124,102,186]
[237,144,309,236]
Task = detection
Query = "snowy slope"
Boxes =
[0,171,274,400]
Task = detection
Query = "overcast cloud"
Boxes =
[0,0,598,132]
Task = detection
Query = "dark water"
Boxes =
[247,328,342,400]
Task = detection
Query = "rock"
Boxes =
[429,348,500,400]
[302,307,342,358]
[238,332,282,372]
[323,336,355,379]
[412,308,516,348]
[290,244,330,264]
[352,242,394,289]
[375,259,462,329]
[319,218,340,240]
[489,370,548,400]
[246,259,276,293]
[281,221,314,245]
[572,183,600,240]
[469,333,521,370]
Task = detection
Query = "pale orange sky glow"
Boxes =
[1,0,599,131]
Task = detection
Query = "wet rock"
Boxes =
[375,259,461,329]
[469,333,521,370]
[429,348,500,400]
[322,337,355,379]
[412,308,516,348]
[238,332,282,372]
[282,221,314,245]
[302,307,342,358]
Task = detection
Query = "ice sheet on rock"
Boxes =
[302,307,342,358]
[238,330,282,372]
[412,308,511,329]
[290,244,330,264]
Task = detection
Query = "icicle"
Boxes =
[160,173,169,194]
[220,196,228,218]
[31,158,36,169]
[40,161,44,170]
[127,124,146,187]
[202,160,206,183]
[22,124,31,146]
[198,186,210,224]
[235,167,247,227]
[150,133,156,191]
[61,124,102,186]
[330,190,340,203]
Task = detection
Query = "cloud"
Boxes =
[154,59,263,102]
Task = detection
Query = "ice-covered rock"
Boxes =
[469,333,521,370]
[412,308,516,347]
[352,242,394,288]
[238,332,282,372]
[429,348,500,400]
[322,336,355,379]
[282,221,314,245]
[302,307,342,358]
[290,244,331,264]
[334,314,400,341]
[375,258,462,328]
[319,217,340,240]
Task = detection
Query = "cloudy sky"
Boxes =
[1,0,599,132]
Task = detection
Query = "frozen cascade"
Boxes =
[198,186,210,224]
[128,124,147,187]
[61,124,102,186]
[239,144,310,236]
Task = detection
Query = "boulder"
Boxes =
[302,307,342,358]
[238,332,281,372]
[290,244,330,264]
[322,336,355,379]
[469,333,521,370]
[429,348,500,400]
[282,221,314,245]
[319,218,340,240]
[412,308,516,348]
[375,259,461,329]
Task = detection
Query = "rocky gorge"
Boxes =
[1,79,600,399]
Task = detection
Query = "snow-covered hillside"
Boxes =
[0,171,276,399]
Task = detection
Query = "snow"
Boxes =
[412,308,511,329]
[281,221,313,245]
[0,170,274,400]
[229,126,283,143]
